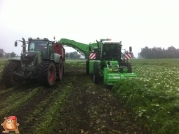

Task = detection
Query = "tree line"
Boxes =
[0,50,17,58]
[2,46,178,59]
[0,49,81,59]
[65,52,81,59]
[140,46,179,59]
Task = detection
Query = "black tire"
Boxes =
[38,61,56,87]
[2,61,21,88]
[57,59,64,81]
[63,64,65,75]
[119,62,132,73]
[86,60,89,75]
[92,62,99,84]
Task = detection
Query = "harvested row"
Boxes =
[0,60,147,134]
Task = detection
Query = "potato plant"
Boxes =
[113,59,179,134]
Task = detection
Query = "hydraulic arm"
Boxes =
[59,38,91,58]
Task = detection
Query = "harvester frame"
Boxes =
[58,38,137,86]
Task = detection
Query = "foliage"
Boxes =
[0,49,5,58]
[0,59,7,83]
[4,52,17,58]
[10,52,16,57]
[65,51,81,59]
[113,59,179,134]
[140,46,179,59]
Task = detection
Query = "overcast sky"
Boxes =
[0,0,178,57]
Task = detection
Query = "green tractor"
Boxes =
[2,37,65,88]
[87,39,137,85]
[58,38,137,86]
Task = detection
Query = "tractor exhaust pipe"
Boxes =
[22,38,26,53]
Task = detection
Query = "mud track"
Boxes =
[0,62,148,134]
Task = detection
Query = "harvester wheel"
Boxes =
[2,61,21,88]
[57,58,64,81]
[120,62,132,73]
[86,60,89,75]
[38,61,56,87]
[92,62,99,84]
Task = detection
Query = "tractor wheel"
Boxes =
[86,60,89,75]
[38,61,56,87]
[2,61,21,88]
[125,62,132,73]
[120,62,132,73]
[63,64,65,75]
[57,59,64,81]
[92,62,99,84]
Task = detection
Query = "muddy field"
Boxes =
[0,61,148,134]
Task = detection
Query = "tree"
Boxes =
[0,49,5,58]
[65,53,69,59]
[66,51,81,59]
[140,46,179,59]
[10,52,16,58]
[0,53,3,58]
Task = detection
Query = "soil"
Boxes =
[0,62,149,134]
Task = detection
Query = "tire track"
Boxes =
[0,61,149,134]
[55,63,148,134]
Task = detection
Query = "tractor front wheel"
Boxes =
[38,61,56,87]
[92,62,99,84]
[2,61,21,88]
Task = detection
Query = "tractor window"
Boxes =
[102,43,118,60]
[29,43,35,51]
[29,41,48,51]
[103,44,118,52]
[48,43,52,47]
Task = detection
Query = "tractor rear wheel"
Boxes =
[57,59,64,81]
[38,61,56,87]
[92,62,99,84]
[86,60,89,75]
[2,61,21,88]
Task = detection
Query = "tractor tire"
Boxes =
[86,60,89,75]
[38,61,56,87]
[120,62,132,73]
[2,61,21,88]
[92,62,99,84]
[57,58,64,81]
[63,64,65,75]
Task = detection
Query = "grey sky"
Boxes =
[0,0,178,57]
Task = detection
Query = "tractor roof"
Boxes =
[28,37,49,41]
[102,41,121,44]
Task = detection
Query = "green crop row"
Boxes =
[130,58,179,67]
[0,60,7,83]
[113,59,179,134]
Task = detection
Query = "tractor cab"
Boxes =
[28,38,52,59]
[101,42,121,61]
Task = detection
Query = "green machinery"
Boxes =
[58,38,137,85]
[2,37,65,88]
